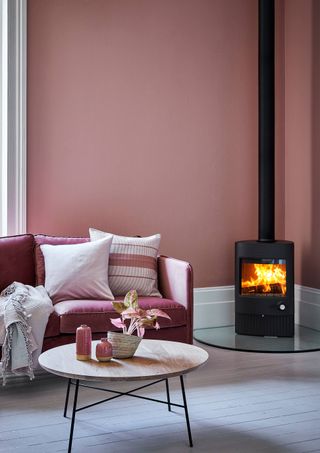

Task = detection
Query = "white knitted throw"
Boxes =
[1,282,53,385]
[1,283,34,385]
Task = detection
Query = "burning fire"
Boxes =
[242,263,286,295]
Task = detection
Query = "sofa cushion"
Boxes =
[40,237,114,304]
[0,234,35,292]
[34,235,89,286]
[54,297,186,334]
[89,228,162,297]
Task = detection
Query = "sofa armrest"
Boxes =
[157,255,193,344]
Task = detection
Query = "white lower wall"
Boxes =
[194,284,320,331]
[295,285,320,331]
[194,286,235,329]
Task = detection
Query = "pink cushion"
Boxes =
[0,234,35,292]
[34,235,89,286]
[40,237,114,303]
[54,297,186,334]
[89,228,161,297]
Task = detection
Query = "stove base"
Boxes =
[235,313,294,337]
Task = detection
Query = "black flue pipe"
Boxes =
[258,0,275,242]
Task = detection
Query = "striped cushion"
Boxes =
[89,228,162,297]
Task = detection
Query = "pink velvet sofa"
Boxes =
[0,234,194,351]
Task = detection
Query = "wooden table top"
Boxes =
[38,339,209,382]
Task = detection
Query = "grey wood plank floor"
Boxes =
[1,342,320,453]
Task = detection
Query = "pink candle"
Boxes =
[96,338,113,362]
[76,324,92,360]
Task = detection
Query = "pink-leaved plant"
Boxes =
[110,290,171,337]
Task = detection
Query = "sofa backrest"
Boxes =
[0,234,36,292]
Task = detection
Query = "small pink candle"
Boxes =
[76,325,92,360]
[96,338,113,362]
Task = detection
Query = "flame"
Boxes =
[242,263,286,295]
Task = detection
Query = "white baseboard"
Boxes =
[194,284,320,331]
[194,286,235,329]
[295,285,320,331]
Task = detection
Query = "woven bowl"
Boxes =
[107,331,142,359]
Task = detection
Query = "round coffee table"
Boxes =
[39,339,208,452]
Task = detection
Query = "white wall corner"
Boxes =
[194,284,320,331]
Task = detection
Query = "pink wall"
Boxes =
[27,0,285,287]
[284,0,320,288]
[27,0,320,289]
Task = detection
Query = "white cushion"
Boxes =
[41,236,114,303]
[89,228,162,297]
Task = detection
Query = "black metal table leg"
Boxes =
[180,375,193,447]
[63,376,194,450]
[68,379,79,453]
[64,378,71,418]
[165,378,171,412]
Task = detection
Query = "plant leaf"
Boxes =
[110,317,126,329]
[124,290,138,309]
[112,301,126,314]
[139,318,156,327]
[121,308,141,319]
[146,309,171,320]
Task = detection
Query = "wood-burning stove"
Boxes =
[235,240,294,337]
[235,0,294,337]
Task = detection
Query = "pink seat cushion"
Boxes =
[54,297,186,334]
[0,234,35,292]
